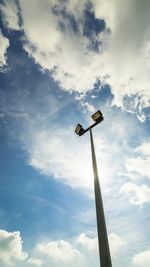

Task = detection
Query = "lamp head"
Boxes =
[75,123,85,136]
[91,110,103,123]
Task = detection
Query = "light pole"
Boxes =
[75,110,112,267]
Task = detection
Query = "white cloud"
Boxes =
[76,233,98,251]
[1,0,150,119]
[81,102,96,113]
[76,231,125,258]
[21,121,122,195]
[125,141,150,179]
[132,249,150,267]
[93,0,150,110]
[126,156,150,178]
[0,30,9,68]
[0,228,125,267]
[0,0,20,30]
[135,141,150,156]
[36,232,124,266]
[37,239,82,264]
[27,257,44,266]
[25,126,94,193]
[76,232,125,258]
[0,229,28,265]
[109,233,125,257]
[35,235,94,267]
[120,182,150,205]
[19,0,97,92]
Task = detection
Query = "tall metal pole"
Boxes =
[90,129,112,267]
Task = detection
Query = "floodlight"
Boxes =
[75,123,84,136]
[91,110,103,122]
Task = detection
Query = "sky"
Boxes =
[0,0,150,267]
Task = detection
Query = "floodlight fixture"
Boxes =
[91,110,103,122]
[75,123,85,136]
[74,110,104,136]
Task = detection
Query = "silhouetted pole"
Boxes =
[90,129,112,267]
[74,110,112,267]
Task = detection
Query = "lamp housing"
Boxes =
[91,110,103,122]
[75,123,85,136]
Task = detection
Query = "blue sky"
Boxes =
[0,1,150,267]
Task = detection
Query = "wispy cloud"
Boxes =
[0,30,9,69]
[0,0,20,30]
[132,249,150,267]
[125,141,150,179]
[120,182,150,206]
[27,258,44,267]
[109,233,125,257]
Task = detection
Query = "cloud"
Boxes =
[36,232,124,266]
[125,141,150,178]
[108,233,125,257]
[77,232,125,258]
[37,239,82,264]
[21,120,124,195]
[27,258,44,267]
[1,0,150,120]
[0,0,20,30]
[135,141,150,156]
[25,126,93,193]
[126,156,150,178]
[0,229,28,265]
[35,234,96,267]
[76,233,98,251]
[81,102,96,113]
[132,249,150,267]
[120,182,150,205]
[0,30,9,68]
[93,0,150,111]
[0,230,43,267]
[0,228,125,267]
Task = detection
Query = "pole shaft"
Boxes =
[90,129,112,267]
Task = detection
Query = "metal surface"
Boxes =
[78,116,104,136]
[90,129,112,267]
[91,110,103,122]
